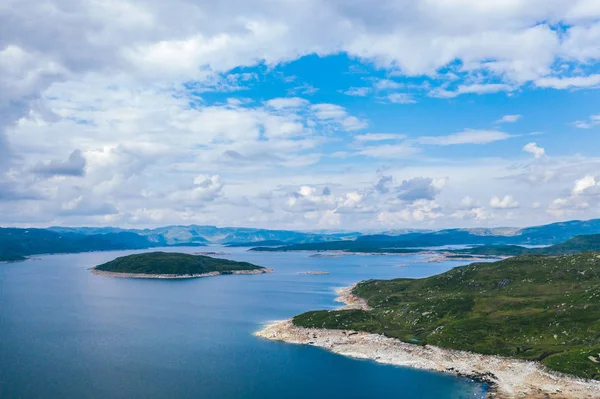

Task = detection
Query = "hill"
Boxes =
[455,234,600,256]
[93,252,268,277]
[292,253,600,380]
[0,228,156,262]
[250,219,600,252]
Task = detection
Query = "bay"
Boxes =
[0,247,488,399]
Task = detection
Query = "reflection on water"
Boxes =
[0,246,487,399]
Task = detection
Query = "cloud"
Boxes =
[490,195,520,209]
[547,175,600,217]
[523,142,546,159]
[358,143,420,159]
[354,133,405,142]
[373,79,403,90]
[496,114,523,123]
[374,175,393,194]
[265,97,309,109]
[3,0,600,228]
[169,175,224,206]
[572,175,600,196]
[417,129,512,145]
[430,84,514,99]
[31,149,86,177]
[385,93,416,104]
[535,74,600,89]
[343,87,371,96]
[396,177,441,202]
[377,200,443,225]
[573,114,600,129]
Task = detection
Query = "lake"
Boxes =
[0,247,488,398]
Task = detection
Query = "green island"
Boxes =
[92,251,271,278]
[292,253,600,380]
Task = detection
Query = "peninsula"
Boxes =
[91,251,272,279]
[257,253,600,398]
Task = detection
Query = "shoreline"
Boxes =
[90,267,273,279]
[255,285,600,399]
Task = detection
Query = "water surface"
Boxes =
[0,247,488,398]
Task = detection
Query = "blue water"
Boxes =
[0,247,488,399]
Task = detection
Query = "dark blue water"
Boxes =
[0,247,488,399]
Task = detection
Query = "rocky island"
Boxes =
[91,251,272,279]
[257,253,600,398]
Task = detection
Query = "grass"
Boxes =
[95,251,264,275]
[293,253,600,380]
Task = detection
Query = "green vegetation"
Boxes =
[456,234,600,257]
[95,251,265,275]
[293,253,600,380]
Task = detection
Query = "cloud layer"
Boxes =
[2,0,600,228]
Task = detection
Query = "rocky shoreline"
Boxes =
[90,267,273,279]
[255,285,600,399]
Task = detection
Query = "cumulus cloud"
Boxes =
[3,0,600,228]
[523,142,546,159]
[169,175,224,206]
[31,149,86,177]
[374,175,393,194]
[490,195,520,209]
[572,175,600,196]
[396,177,442,202]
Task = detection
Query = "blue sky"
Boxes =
[2,0,600,230]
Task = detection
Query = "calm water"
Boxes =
[0,247,488,399]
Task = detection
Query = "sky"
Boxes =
[1,0,600,230]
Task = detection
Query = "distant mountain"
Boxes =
[0,228,157,261]
[457,234,600,256]
[48,225,361,246]
[5,218,600,261]
[251,219,600,252]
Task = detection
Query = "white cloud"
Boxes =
[417,129,512,145]
[430,83,514,99]
[265,97,309,109]
[573,114,600,129]
[523,142,546,159]
[573,175,599,196]
[535,74,600,89]
[343,87,371,96]
[490,195,519,209]
[3,0,600,228]
[354,133,405,142]
[385,93,416,104]
[373,79,403,91]
[358,143,420,159]
[496,114,523,123]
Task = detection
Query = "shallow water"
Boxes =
[0,247,488,399]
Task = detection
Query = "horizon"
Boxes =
[5,216,599,234]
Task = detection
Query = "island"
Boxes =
[91,251,273,279]
[257,253,600,398]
